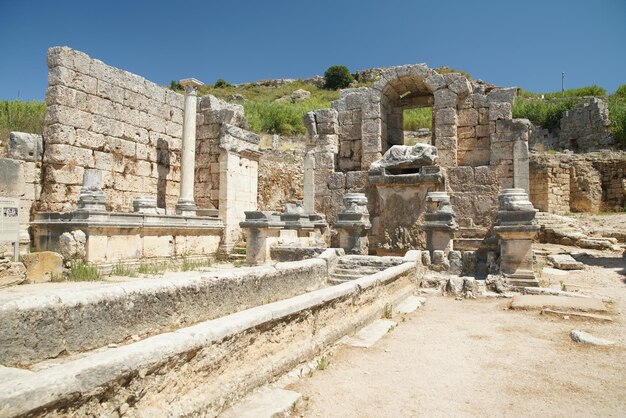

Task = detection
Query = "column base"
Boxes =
[505,271,539,288]
[175,201,197,217]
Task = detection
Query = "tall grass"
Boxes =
[512,98,580,130]
[608,95,626,147]
[518,85,607,99]
[0,100,46,151]
[403,108,432,131]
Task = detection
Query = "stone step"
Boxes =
[340,319,397,348]
[220,387,302,418]
[332,267,382,276]
[510,295,607,312]
[452,238,484,251]
[329,273,363,282]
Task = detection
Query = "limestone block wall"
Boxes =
[529,158,570,213]
[41,46,185,212]
[529,153,626,213]
[560,98,613,151]
[195,95,248,210]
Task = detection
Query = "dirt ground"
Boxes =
[288,246,626,417]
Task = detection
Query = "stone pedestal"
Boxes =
[333,193,371,255]
[176,78,203,216]
[240,207,329,265]
[133,197,158,214]
[77,169,106,212]
[494,188,540,287]
[422,191,458,257]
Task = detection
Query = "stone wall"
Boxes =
[560,98,613,151]
[529,152,626,213]
[195,95,248,210]
[41,46,185,212]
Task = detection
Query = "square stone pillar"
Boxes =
[494,188,540,287]
[333,193,371,255]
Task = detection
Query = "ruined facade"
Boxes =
[304,65,531,255]
[1,47,260,260]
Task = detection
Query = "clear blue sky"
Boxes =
[1,0,624,101]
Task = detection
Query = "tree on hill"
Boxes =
[323,65,353,90]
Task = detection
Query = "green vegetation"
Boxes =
[0,100,46,151]
[383,303,393,319]
[315,355,329,371]
[434,66,472,80]
[608,95,626,146]
[197,79,340,136]
[512,85,626,147]
[112,262,137,277]
[323,65,354,90]
[214,78,233,88]
[512,98,579,130]
[67,261,101,281]
[518,85,606,99]
[403,108,432,131]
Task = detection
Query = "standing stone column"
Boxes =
[303,153,315,213]
[176,78,203,216]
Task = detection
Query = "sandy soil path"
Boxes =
[289,259,626,418]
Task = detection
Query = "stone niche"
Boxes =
[304,63,531,254]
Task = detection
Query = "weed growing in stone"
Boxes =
[137,262,165,275]
[67,261,101,281]
[181,257,213,272]
[383,303,393,319]
[112,262,137,277]
[316,356,329,371]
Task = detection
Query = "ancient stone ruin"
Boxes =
[0,46,623,417]
[302,64,533,268]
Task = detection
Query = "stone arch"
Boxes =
[368,65,471,167]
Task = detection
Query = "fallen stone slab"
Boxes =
[510,295,607,313]
[570,330,615,346]
[342,319,397,348]
[541,309,613,322]
[547,254,584,270]
[220,387,301,418]
[523,287,615,303]
[395,296,426,314]
[541,267,568,276]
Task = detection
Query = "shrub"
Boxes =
[169,80,183,91]
[67,261,101,281]
[518,85,606,99]
[613,84,626,99]
[214,78,232,88]
[323,65,354,90]
[608,96,626,147]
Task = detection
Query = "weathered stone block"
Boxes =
[328,172,346,190]
[433,89,457,109]
[21,252,64,284]
[458,108,479,127]
[489,102,512,121]
[346,171,368,190]
[0,158,25,197]
[434,108,457,125]
[8,133,43,162]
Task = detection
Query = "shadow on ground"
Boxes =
[573,253,626,277]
